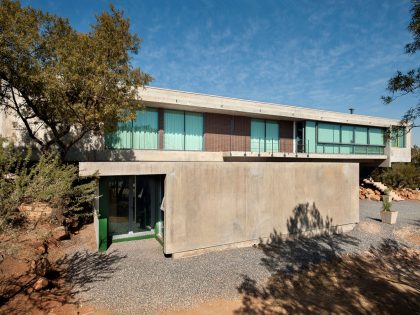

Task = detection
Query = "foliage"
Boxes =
[0,137,97,231]
[412,145,420,167]
[382,0,420,130]
[383,188,391,196]
[0,138,30,228]
[372,162,420,189]
[0,0,152,159]
[382,199,392,212]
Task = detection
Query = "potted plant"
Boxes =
[382,188,391,203]
[380,198,398,224]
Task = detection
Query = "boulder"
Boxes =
[34,257,51,277]
[52,226,70,241]
[33,277,49,291]
[18,202,53,222]
[35,245,46,255]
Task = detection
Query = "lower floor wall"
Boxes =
[86,161,359,254]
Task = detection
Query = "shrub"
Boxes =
[21,153,97,220]
[372,163,420,189]
[0,138,97,231]
[382,199,392,211]
[0,138,30,229]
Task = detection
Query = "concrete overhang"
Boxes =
[138,86,400,128]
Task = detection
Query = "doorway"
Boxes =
[107,175,165,240]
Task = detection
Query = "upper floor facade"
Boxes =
[0,87,412,166]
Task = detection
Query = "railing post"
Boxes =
[272,137,273,154]
[259,137,260,155]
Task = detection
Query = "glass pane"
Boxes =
[369,128,384,146]
[185,112,203,151]
[265,121,279,152]
[134,175,164,234]
[318,123,340,143]
[132,108,158,149]
[164,110,185,150]
[305,121,316,153]
[367,146,382,154]
[105,121,132,149]
[321,144,340,154]
[354,127,368,144]
[398,128,405,148]
[251,119,265,152]
[108,176,130,236]
[340,145,353,154]
[341,125,354,144]
[354,146,367,154]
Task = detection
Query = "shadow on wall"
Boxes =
[0,250,126,314]
[235,203,420,314]
[67,132,137,162]
[19,128,138,162]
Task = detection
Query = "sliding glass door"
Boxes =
[107,175,164,239]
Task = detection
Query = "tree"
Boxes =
[0,0,152,159]
[382,0,420,131]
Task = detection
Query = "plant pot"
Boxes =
[380,210,398,224]
[382,195,391,203]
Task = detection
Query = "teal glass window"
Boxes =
[305,121,316,153]
[341,125,354,144]
[265,121,279,152]
[304,121,386,155]
[391,126,405,148]
[185,112,204,151]
[354,127,368,145]
[164,110,204,151]
[164,110,185,150]
[105,121,132,149]
[368,128,384,146]
[251,119,265,152]
[132,108,159,149]
[105,108,159,150]
[318,123,340,143]
[251,119,279,152]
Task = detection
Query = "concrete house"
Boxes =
[0,87,412,257]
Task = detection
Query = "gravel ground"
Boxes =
[70,200,420,315]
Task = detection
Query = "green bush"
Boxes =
[382,199,392,211]
[0,138,97,231]
[372,162,420,189]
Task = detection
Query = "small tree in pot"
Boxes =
[381,198,398,224]
[382,188,392,203]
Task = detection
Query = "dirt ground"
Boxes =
[1,204,420,315]
[0,221,108,315]
[162,247,420,315]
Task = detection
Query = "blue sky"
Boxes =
[25,0,419,145]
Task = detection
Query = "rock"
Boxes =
[371,194,381,201]
[34,257,51,277]
[18,202,53,222]
[35,245,46,255]
[30,260,36,272]
[33,277,49,291]
[26,287,34,294]
[52,226,70,241]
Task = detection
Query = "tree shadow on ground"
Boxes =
[235,203,420,315]
[0,249,126,314]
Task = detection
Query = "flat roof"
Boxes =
[138,86,400,127]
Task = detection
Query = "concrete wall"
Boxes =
[80,161,359,255]
[164,162,359,254]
